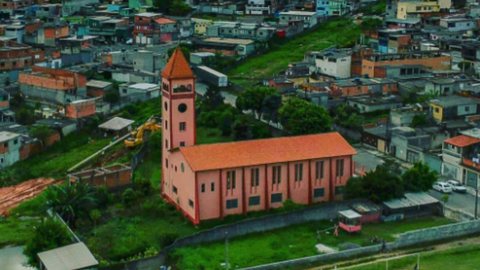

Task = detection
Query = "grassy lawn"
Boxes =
[349,244,480,270]
[228,18,361,88]
[0,131,110,187]
[172,217,452,269]
[0,217,39,247]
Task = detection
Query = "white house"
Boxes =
[307,49,352,78]
[279,11,318,28]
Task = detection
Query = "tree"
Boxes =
[345,162,404,203]
[262,93,282,123]
[402,162,438,192]
[89,209,102,235]
[232,115,251,140]
[333,104,364,131]
[104,89,120,104]
[279,97,332,135]
[30,125,54,146]
[24,218,71,266]
[16,107,35,125]
[360,18,383,32]
[45,182,97,228]
[219,109,234,136]
[203,85,224,110]
[236,86,278,120]
[410,114,427,128]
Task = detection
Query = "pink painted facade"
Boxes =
[161,49,356,224]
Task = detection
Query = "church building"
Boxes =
[161,48,357,224]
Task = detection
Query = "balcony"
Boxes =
[462,158,480,170]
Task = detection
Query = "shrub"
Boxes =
[122,188,137,206]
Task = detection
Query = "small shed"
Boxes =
[338,209,362,233]
[98,117,134,136]
[38,242,98,270]
[351,201,382,224]
[382,192,441,221]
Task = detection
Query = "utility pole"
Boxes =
[475,178,478,219]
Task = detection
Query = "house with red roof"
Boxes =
[442,128,480,188]
[161,48,357,224]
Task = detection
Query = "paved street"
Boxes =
[428,189,480,218]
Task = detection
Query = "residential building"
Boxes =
[347,95,403,113]
[279,11,318,29]
[18,66,87,105]
[62,0,99,16]
[206,21,275,41]
[390,126,446,164]
[361,51,451,78]
[331,78,398,97]
[86,80,113,97]
[195,37,256,57]
[161,48,356,224]
[0,0,33,13]
[439,17,476,32]
[0,40,45,71]
[119,82,160,102]
[362,125,389,153]
[396,0,440,19]
[429,96,480,123]
[245,0,276,15]
[192,18,213,35]
[65,99,97,119]
[59,35,96,67]
[328,0,349,16]
[5,24,24,43]
[0,131,20,168]
[133,12,178,44]
[442,129,480,187]
[86,16,131,44]
[424,78,459,95]
[24,22,69,47]
[306,48,352,78]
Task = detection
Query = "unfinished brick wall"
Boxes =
[69,164,132,189]
[19,66,87,91]
[65,99,96,119]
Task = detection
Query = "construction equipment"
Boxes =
[124,116,161,148]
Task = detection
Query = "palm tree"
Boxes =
[45,181,97,228]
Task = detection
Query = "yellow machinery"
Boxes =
[124,116,161,148]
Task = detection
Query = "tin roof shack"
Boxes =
[351,201,382,224]
[86,80,113,97]
[119,83,160,103]
[347,95,402,113]
[331,78,398,97]
[68,164,132,190]
[362,125,390,153]
[35,119,77,136]
[382,192,441,221]
[37,242,98,270]
[194,37,256,57]
[98,116,134,136]
[18,66,87,106]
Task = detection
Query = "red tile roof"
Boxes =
[180,132,356,172]
[444,135,480,148]
[155,17,176,24]
[161,47,194,79]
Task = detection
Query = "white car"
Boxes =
[447,180,467,193]
[433,181,453,194]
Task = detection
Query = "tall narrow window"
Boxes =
[336,159,344,177]
[272,165,281,184]
[201,183,205,193]
[227,170,236,190]
[179,122,186,131]
[295,163,303,181]
[315,161,324,179]
[251,168,260,187]
[211,182,215,191]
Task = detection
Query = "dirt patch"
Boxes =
[0,178,58,216]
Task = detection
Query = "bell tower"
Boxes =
[161,48,196,195]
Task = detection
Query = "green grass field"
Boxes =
[0,131,110,187]
[172,217,452,269]
[0,217,39,247]
[348,244,480,270]
[228,18,361,88]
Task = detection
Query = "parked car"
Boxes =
[447,180,467,193]
[433,181,453,193]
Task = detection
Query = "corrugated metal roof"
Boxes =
[383,192,438,210]
[38,242,98,270]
